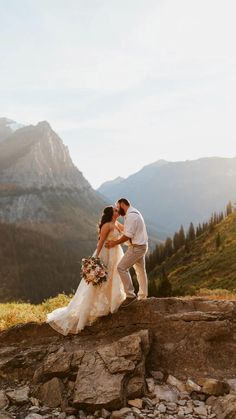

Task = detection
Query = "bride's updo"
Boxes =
[98,206,114,233]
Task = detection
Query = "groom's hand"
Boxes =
[105,240,117,249]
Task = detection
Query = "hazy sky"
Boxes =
[1,0,236,188]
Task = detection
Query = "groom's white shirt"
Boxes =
[124,206,148,245]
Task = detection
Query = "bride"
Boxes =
[46,206,126,335]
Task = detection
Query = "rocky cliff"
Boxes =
[0,121,89,190]
[0,119,107,302]
[0,120,105,226]
[1,298,236,418]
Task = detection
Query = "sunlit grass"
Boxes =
[194,287,236,300]
[0,293,72,332]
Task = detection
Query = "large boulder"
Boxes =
[73,330,149,410]
[38,377,64,408]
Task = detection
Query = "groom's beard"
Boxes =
[118,208,126,216]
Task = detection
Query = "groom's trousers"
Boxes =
[117,244,148,299]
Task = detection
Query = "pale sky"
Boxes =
[1,0,236,188]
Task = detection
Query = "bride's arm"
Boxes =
[95,223,111,258]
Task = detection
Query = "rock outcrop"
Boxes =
[0,297,236,417]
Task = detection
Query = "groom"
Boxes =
[106,198,148,307]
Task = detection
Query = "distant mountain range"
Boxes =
[98,157,236,238]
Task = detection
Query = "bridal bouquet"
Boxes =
[81,256,108,286]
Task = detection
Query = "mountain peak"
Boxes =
[36,120,52,131]
[0,118,91,190]
[98,176,125,193]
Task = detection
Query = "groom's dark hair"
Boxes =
[117,198,130,206]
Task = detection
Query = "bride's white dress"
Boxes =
[46,227,126,335]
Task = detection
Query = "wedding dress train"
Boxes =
[46,228,126,335]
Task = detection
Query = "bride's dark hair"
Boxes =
[98,206,114,233]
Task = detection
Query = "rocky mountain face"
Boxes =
[0,118,105,226]
[0,120,90,190]
[98,157,236,238]
[0,298,236,418]
[0,118,106,301]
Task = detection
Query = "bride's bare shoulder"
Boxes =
[100,221,114,232]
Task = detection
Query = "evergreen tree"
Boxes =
[146,244,161,273]
[215,232,221,250]
[148,277,158,297]
[164,237,173,257]
[196,223,203,237]
[209,221,215,233]
[202,222,208,233]
[157,264,172,297]
[188,222,196,241]
[213,212,218,225]
[158,243,166,264]
[178,225,185,246]
[173,232,180,252]
[226,201,233,216]
[219,212,224,222]
[153,244,160,266]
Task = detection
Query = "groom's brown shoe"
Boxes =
[120,296,137,308]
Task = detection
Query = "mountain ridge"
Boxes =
[98,156,236,237]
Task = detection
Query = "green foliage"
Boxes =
[147,204,236,297]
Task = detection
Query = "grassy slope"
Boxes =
[0,294,71,332]
[151,212,236,294]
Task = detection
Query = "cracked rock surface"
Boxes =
[1,297,236,417]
